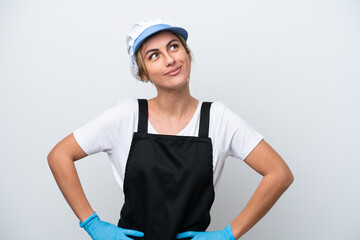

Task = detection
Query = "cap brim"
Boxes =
[133,24,188,55]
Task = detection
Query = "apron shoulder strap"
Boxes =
[198,102,213,138]
[137,99,148,133]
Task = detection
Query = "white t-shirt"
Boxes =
[73,97,264,192]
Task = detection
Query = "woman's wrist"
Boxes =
[225,224,237,239]
[80,211,97,227]
[230,222,246,239]
[78,209,96,223]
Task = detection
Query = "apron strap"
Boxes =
[198,102,212,138]
[137,99,148,133]
[137,99,212,137]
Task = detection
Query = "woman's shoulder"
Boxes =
[116,97,138,110]
[207,100,246,125]
[90,97,138,124]
[202,99,226,107]
[113,97,139,119]
[206,100,227,115]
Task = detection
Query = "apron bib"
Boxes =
[118,99,215,240]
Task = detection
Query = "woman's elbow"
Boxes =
[279,168,294,190]
[47,145,68,168]
[47,148,59,168]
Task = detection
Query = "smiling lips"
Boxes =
[165,66,182,76]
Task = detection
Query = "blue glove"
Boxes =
[80,212,144,240]
[176,224,235,240]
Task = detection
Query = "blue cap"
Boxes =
[133,24,188,55]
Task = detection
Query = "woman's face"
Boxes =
[140,31,191,90]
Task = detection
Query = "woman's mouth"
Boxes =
[165,66,182,76]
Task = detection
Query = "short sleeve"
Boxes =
[219,102,264,160]
[73,105,119,155]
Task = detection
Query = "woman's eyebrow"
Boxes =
[144,39,180,58]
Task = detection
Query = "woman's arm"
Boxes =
[230,139,294,239]
[47,133,94,223]
[48,133,145,239]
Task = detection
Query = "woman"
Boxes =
[48,18,294,240]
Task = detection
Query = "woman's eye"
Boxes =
[170,44,179,51]
[149,53,158,60]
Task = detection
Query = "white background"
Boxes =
[1,0,359,239]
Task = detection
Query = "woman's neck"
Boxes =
[149,83,198,121]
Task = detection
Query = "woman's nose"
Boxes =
[164,52,176,66]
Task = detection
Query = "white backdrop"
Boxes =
[1,0,359,239]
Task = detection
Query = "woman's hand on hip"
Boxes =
[176,224,235,240]
[80,212,144,240]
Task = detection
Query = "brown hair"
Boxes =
[135,31,193,82]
